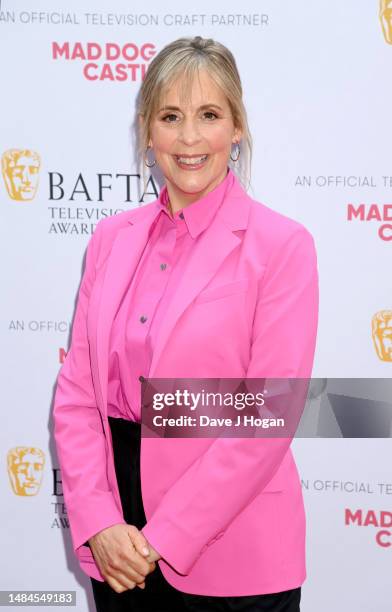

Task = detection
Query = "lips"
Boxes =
[176,154,208,164]
[174,154,209,170]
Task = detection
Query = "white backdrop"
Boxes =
[1,1,391,610]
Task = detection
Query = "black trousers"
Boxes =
[90,416,301,611]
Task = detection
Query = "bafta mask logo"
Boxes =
[7,446,45,496]
[380,0,392,44]
[1,149,41,201]
[372,310,392,362]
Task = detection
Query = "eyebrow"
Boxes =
[157,103,224,113]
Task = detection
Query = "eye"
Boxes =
[203,111,218,120]
[161,113,178,123]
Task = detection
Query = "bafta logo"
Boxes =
[1,149,41,201]
[7,447,45,496]
[372,310,392,362]
[380,0,392,44]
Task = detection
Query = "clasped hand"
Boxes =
[88,524,161,593]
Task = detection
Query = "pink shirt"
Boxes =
[107,167,235,422]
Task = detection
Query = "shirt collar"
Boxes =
[155,167,235,239]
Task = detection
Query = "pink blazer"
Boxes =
[53,172,319,596]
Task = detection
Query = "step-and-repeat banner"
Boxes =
[1,1,391,610]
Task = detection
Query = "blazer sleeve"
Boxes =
[141,225,319,575]
[53,220,126,555]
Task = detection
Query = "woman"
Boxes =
[53,36,319,611]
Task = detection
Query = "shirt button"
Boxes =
[160,263,167,270]
[140,315,148,323]
[139,375,146,382]
[179,212,184,219]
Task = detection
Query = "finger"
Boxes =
[117,567,146,589]
[127,546,154,576]
[104,551,147,585]
[113,561,147,585]
[107,565,145,590]
[106,574,136,594]
[120,537,150,576]
[127,525,150,557]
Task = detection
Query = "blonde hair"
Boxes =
[137,36,252,192]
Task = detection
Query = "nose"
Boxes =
[178,116,202,146]
[22,166,31,184]
[26,464,35,479]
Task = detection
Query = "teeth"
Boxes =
[177,155,207,165]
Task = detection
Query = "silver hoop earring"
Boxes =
[144,146,156,167]
[230,142,240,162]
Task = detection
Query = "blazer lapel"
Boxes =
[148,217,242,378]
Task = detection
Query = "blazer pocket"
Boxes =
[193,278,249,305]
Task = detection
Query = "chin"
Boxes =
[178,180,213,195]
[174,170,223,190]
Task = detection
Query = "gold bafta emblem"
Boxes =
[7,447,45,496]
[1,149,41,201]
[372,310,392,362]
[380,0,392,44]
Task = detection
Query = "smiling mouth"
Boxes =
[174,154,209,168]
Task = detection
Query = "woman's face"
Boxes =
[146,69,242,206]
